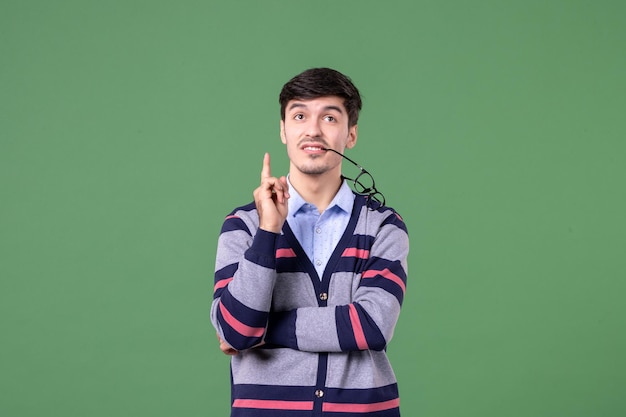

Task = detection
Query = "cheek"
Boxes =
[282,129,296,145]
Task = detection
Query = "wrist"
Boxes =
[259,222,283,234]
[245,229,279,268]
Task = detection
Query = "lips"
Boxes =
[300,142,327,154]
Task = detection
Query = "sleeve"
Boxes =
[210,210,279,351]
[264,211,409,352]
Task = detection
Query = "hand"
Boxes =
[253,153,289,233]
[217,332,238,356]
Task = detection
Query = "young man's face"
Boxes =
[280,96,357,177]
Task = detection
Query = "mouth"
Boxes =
[300,143,328,154]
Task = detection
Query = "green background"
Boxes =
[2,0,625,416]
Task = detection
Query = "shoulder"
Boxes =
[219,201,259,236]
[353,195,408,236]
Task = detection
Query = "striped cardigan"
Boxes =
[211,194,409,417]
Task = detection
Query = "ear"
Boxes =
[280,120,286,144]
[345,124,358,149]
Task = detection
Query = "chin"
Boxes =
[297,164,330,176]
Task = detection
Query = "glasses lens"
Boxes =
[369,191,386,207]
[353,171,375,194]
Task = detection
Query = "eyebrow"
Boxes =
[288,102,345,114]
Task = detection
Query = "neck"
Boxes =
[289,168,343,213]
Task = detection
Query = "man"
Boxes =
[211,67,409,417]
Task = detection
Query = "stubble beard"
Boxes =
[295,155,332,176]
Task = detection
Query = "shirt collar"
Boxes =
[287,176,354,217]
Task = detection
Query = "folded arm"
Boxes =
[264,211,409,352]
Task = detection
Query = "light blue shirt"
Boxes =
[286,178,355,279]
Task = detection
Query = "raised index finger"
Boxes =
[261,152,272,179]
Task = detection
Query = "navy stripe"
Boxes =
[380,211,408,234]
[243,229,279,269]
[333,234,375,274]
[335,305,359,351]
[232,383,316,417]
[264,310,298,349]
[215,263,238,281]
[276,234,308,273]
[216,308,264,351]
[361,258,407,304]
[334,256,365,275]
[324,382,399,404]
[334,304,387,351]
[217,289,267,349]
[230,383,400,417]
[276,256,307,273]
[231,410,311,417]
[221,216,252,235]
[324,409,399,417]
[323,383,400,416]
[353,302,387,351]
[234,383,314,401]
[229,201,257,215]
[344,234,376,251]
[214,263,238,299]
[231,409,308,417]
[220,289,268,328]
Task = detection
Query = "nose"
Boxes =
[305,119,322,138]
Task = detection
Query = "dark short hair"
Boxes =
[279,68,362,126]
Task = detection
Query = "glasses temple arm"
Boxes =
[322,148,366,172]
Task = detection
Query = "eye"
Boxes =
[324,115,336,122]
[293,113,304,120]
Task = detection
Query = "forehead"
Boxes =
[286,96,346,113]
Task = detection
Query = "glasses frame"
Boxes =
[323,148,386,208]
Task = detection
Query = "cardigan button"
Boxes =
[315,389,324,398]
[320,293,328,301]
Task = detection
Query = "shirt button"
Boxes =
[320,293,328,301]
[315,389,324,398]
[315,228,322,234]
[316,260,322,266]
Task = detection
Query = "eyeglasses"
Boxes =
[323,148,386,208]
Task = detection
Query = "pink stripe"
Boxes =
[362,268,406,293]
[342,247,370,259]
[323,398,400,413]
[213,277,233,293]
[218,302,265,338]
[348,304,368,350]
[276,248,297,258]
[233,399,314,410]
[225,215,240,220]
